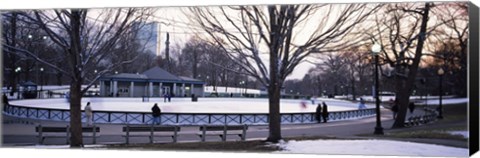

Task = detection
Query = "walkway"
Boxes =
[1,108,465,148]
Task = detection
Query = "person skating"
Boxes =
[84,102,93,126]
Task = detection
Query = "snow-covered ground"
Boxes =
[9,97,370,113]
[448,131,469,139]
[274,139,468,157]
[15,139,469,157]
[422,98,469,106]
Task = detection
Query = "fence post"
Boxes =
[126,125,130,144]
[93,125,97,144]
[222,125,227,142]
[150,124,154,144]
[38,125,43,144]
[173,126,178,143]
[66,125,70,145]
[242,124,247,141]
[201,125,206,142]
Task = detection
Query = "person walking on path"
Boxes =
[84,102,93,126]
[390,99,399,119]
[163,93,168,103]
[3,93,9,112]
[322,102,329,123]
[151,103,161,125]
[409,102,416,114]
[315,103,322,123]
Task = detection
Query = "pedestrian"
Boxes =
[322,102,329,123]
[315,103,322,123]
[358,98,367,109]
[409,102,416,114]
[151,103,161,125]
[3,93,8,112]
[391,99,399,119]
[168,94,171,102]
[163,93,167,102]
[3,93,9,105]
[84,102,93,126]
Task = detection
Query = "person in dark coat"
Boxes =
[408,102,416,114]
[3,93,8,112]
[391,100,399,119]
[322,102,329,123]
[168,94,171,102]
[151,103,161,125]
[3,93,9,105]
[315,103,322,123]
[163,94,167,102]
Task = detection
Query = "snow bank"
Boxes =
[275,139,468,157]
[448,131,469,139]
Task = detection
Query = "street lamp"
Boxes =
[437,68,444,119]
[15,67,21,99]
[39,67,44,98]
[94,69,98,88]
[40,67,44,91]
[371,43,384,135]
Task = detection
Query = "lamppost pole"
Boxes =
[40,67,44,98]
[437,68,444,119]
[372,43,384,135]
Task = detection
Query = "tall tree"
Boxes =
[370,3,447,128]
[2,9,154,147]
[190,4,380,142]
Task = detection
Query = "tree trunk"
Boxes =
[351,79,356,101]
[69,82,83,147]
[68,9,84,147]
[391,3,431,128]
[8,12,18,95]
[266,84,282,142]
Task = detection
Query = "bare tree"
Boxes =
[368,2,464,128]
[2,8,154,147]
[189,4,380,142]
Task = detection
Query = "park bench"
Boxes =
[35,125,100,145]
[122,125,180,144]
[197,124,248,142]
[404,114,437,127]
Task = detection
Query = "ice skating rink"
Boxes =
[9,97,373,114]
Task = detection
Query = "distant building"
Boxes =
[134,21,160,55]
[99,66,205,97]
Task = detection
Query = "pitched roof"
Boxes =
[105,73,148,79]
[142,66,181,81]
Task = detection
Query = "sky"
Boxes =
[1,0,477,81]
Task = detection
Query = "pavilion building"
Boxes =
[99,66,205,97]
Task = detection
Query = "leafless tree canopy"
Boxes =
[189,4,381,87]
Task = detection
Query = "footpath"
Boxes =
[1,108,467,148]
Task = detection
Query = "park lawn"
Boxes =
[103,140,279,152]
[102,136,342,152]
[363,103,468,141]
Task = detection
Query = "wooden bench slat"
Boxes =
[122,126,178,132]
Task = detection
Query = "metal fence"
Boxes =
[3,103,376,125]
